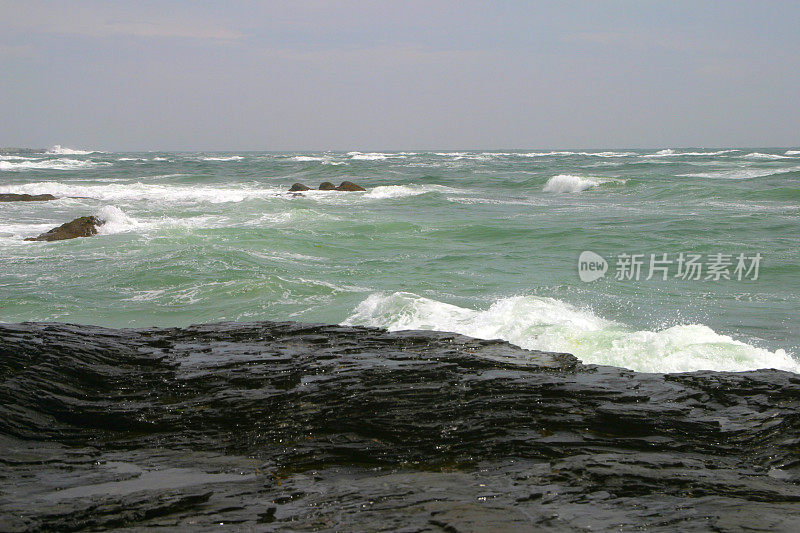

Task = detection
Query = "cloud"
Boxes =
[0,2,243,42]
[0,43,35,58]
[565,31,702,53]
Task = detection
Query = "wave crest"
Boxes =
[96,206,140,234]
[343,292,798,374]
[542,174,622,193]
[743,152,791,160]
[0,158,109,171]
[364,184,453,199]
[46,145,96,155]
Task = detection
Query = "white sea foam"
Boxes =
[428,152,496,162]
[681,166,800,180]
[0,181,284,204]
[201,156,244,161]
[363,184,454,199]
[644,149,739,158]
[585,151,637,157]
[742,152,791,160]
[518,151,574,157]
[2,206,142,240]
[96,205,141,234]
[286,155,345,165]
[785,150,800,156]
[0,158,110,171]
[348,152,392,160]
[518,151,636,158]
[46,145,96,155]
[343,292,799,374]
[542,174,622,193]
[0,222,62,242]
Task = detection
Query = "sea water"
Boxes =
[2,147,798,373]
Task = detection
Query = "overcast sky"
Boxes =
[1,1,798,151]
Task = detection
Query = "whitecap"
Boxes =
[201,156,244,161]
[46,145,97,155]
[518,151,636,158]
[0,181,284,204]
[364,184,454,199]
[742,152,791,160]
[348,152,391,160]
[0,155,36,161]
[343,292,799,374]
[681,165,800,180]
[96,205,141,234]
[643,149,739,158]
[543,174,611,193]
[0,159,110,171]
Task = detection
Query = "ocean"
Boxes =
[2,146,799,374]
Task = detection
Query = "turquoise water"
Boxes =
[2,147,799,373]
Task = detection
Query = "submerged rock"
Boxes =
[336,181,366,191]
[24,216,102,242]
[319,181,336,190]
[0,193,58,202]
[1,321,800,530]
[288,183,311,192]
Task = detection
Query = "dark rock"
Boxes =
[319,181,336,190]
[0,193,58,202]
[24,216,102,242]
[0,147,46,155]
[336,181,366,191]
[288,183,311,192]
[2,321,800,530]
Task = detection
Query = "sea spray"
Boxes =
[343,292,798,373]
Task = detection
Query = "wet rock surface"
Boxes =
[318,181,336,190]
[23,216,102,242]
[1,321,800,531]
[0,193,58,202]
[288,183,311,192]
[336,180,366,191]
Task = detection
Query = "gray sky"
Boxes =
[1,0,798,151]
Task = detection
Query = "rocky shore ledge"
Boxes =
[2,321,800,531]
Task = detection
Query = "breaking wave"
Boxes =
[343,292,799,374]
[742,152,792,160]
[644,149,739,158]
[201,156,244,161]
[0,181,284,203]
[363,184,454,199]
[46,145,97,155]
[681,166,800,180]
[0,158,110,171]
[348,152,394,161]
[518,151,636,158]
[96,205,141,234]
[543,174,622,193]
